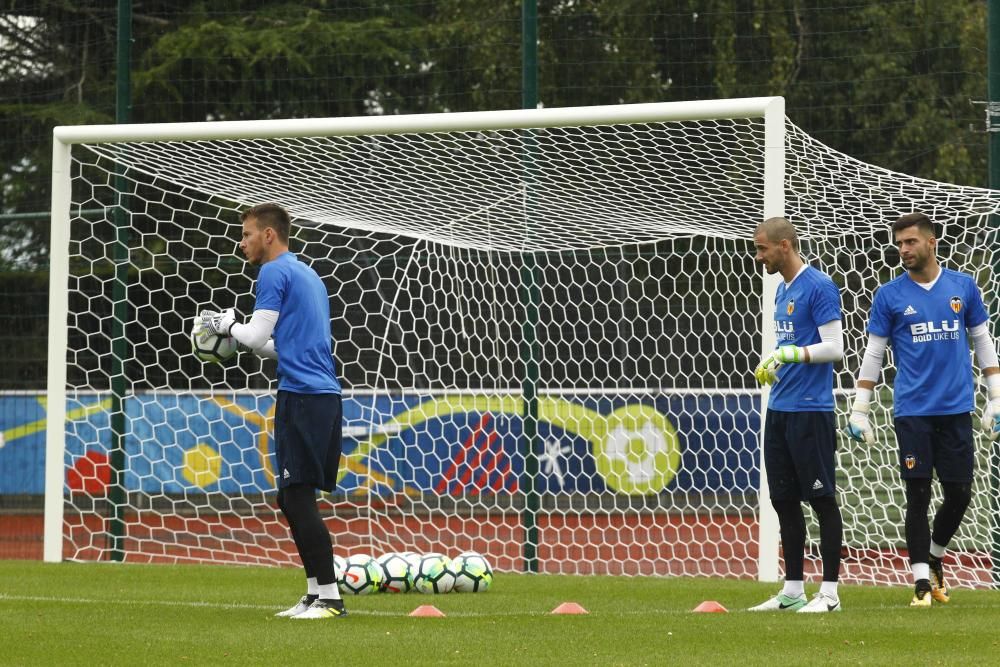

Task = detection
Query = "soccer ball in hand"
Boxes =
[451,552,493,593]
[191,321,238,364]
[339,554,383,595]
[376,553,413,593]
[412,553,456,594]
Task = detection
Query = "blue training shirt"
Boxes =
[768,265,842,412]
[253,251,341,394]
[867,268,987,417]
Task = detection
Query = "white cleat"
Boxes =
[274,595,315,617]
[748,592,806,611]
[797,591,841,613]
[291,599,348,619]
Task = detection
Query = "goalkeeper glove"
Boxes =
[844,388,875,445]
[200,308,236,337]
[980,378,1000,440]
[753,345,804,386]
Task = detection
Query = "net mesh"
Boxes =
[58,113,1000,584]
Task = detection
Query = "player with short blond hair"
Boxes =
[749,217,846,614]
[200,202,347,619]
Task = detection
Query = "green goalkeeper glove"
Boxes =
[753,345,804,386]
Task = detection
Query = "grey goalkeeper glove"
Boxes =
[200,308,236,337]
[845,390,875,445]
[981,385,1000,440]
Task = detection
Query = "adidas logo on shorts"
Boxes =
[283,468,290,479]
[812,479,823,490]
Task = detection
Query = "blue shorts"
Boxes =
[893,413,974,483]
[763,409,837,502]
[274,391,343,492]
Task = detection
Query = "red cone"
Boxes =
[409,605,446,617]
[551,602,589,615]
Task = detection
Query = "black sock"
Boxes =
[931,482,972,548]
[277,487,313,578]
[904,478,932,565]
[772,498,806,581]
[278,483,335,586]
[808,495,843,583]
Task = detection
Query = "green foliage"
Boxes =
[0,271,49,387]
[134,4,438,120]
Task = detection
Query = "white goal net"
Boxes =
[46,98,1000,587]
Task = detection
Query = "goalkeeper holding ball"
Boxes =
[749,217,845,614]
[198,203,347,619]
[845,212,1000,607]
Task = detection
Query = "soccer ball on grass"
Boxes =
[376,553,413,593]
[451,552,493,593]
[412,553,456,594]
[339,554,383,595]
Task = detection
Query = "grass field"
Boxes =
[3,561,1000,665]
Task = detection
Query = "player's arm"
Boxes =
[844,334,887,445]
[970,322,1000,439]
[754,319,844,385]
[231,310,279,360]
[202,308,279,360]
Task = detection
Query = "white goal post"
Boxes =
[46,97,1000,588]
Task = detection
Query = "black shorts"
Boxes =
[763,409,837,502]
[893,413,974,483]
[274,391,343,492]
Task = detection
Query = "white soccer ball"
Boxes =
[451,552,493,593]
[339,554,383,595]
[376,553,413,593]
[400,552,422,568]
[333,554,346,584]
[191,323,238,364]
[412,553,456,594]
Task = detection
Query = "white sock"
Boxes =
[318,582,341,600]
[912,563,930,582]
[781,580,805,598]
[819,581,839,599]
[930,542,946,559]
[306,577,319,596]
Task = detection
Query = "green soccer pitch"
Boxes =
[2,560,999,665]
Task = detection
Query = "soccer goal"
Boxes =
[46,97,1000,588]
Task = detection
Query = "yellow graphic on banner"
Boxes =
[182,443,222,487]
[1,397,112,448]
[348,396,681,494]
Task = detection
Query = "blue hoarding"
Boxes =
[0,392,761,496]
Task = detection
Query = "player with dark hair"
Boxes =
[749,217,846,614]
[846,212,1000,607]
[200,202,347,619]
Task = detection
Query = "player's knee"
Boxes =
[771,497,803,522]
[276,487,288,515]
[941,482,972,511]
[904,478,932,511]
[807,494,838,515]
